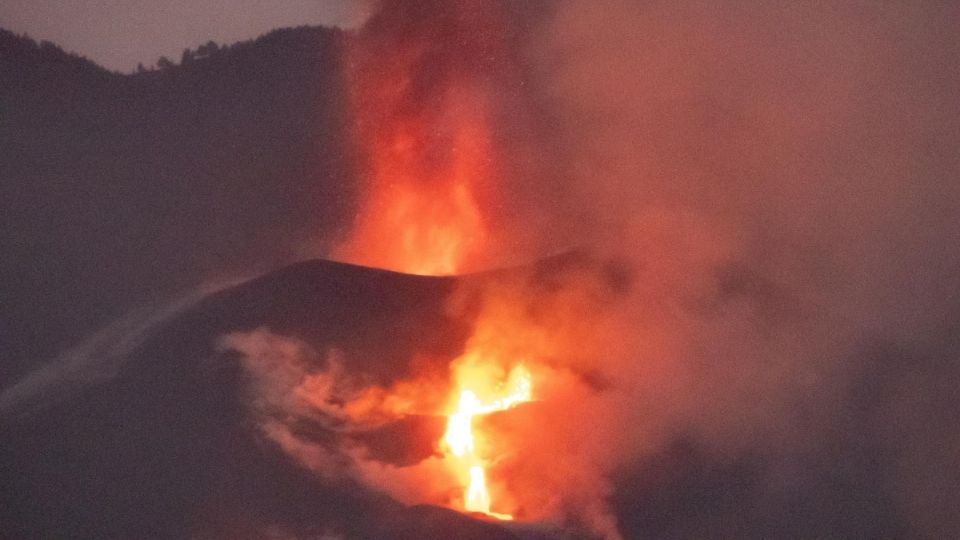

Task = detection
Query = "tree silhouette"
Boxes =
[196,40,220,58]
[180,48,194,66]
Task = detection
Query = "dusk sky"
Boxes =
[0,0,372,71]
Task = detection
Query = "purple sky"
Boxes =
[0,0,373,71]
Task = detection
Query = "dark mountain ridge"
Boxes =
[1,26,357,385]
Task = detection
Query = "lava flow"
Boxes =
[334,0,538,519]
[442,361,532,519]
[336,78,531,514]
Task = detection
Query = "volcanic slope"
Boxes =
[0,255,607,539]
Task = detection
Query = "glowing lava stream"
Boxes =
[442,364,532,519]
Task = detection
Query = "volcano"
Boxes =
[0,253,615,539]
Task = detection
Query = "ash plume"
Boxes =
[318,1,960,537]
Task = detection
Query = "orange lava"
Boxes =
[442,360,532,518]
[335,3,531,518]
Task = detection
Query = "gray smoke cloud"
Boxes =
[510,0,960,537]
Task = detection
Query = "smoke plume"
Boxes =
[524,1,960,537]
[237,1,960,537]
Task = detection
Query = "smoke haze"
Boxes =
[320,1,960,536]
[522,1,960,537]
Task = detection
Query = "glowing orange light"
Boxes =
[336,9,532,518]
[335,74,492,275]
[466,465,501,518]
[442,362,532,519]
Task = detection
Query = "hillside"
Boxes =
[0,27,355,385]
[0,255,596,538]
